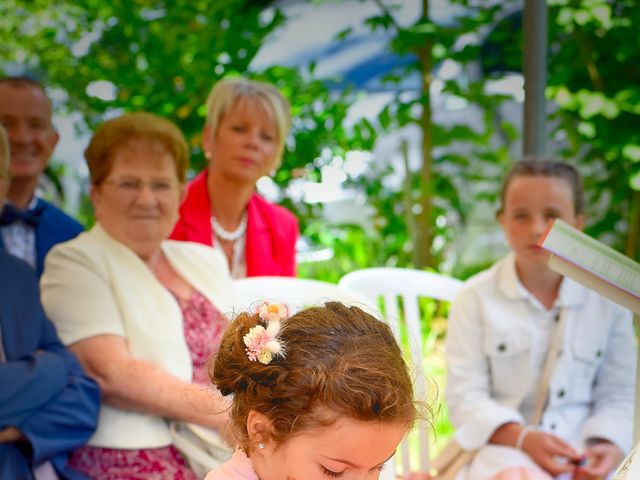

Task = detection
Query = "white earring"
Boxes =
[258,442,265,450]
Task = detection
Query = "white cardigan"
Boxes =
[41,224,235,449]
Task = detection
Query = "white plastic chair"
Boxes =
[232,275,376,314]
[338,267,463,479]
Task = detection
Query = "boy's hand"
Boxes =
[522,430,582,476]
[573,441,624,480]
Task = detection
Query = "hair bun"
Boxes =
[211,311,287,396]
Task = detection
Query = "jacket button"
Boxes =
[596,350,602,358]
[497,343,507,353]
[554,312,561,323]
[557,389,565,398]
[551,423,557,430]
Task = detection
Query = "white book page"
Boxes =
[541,220,640,298]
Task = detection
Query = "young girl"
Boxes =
[445,159,636,480]
[205,301,419,479]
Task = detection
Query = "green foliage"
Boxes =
[297,0,518,278]
[301,0,639,282]
[2,0,637,276]
[0,0,370,238]
[476,0,640,260]
[1,0,282,161]
[546,0,640,260]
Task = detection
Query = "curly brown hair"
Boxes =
[211,302,417,451]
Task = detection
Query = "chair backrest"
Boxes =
[338,267,463,479]
[232,276,376,314]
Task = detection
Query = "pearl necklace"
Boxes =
[210,212,248,242]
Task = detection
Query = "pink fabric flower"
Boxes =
[257,301,288,322]
[243,302,288,364]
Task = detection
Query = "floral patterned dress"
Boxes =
[68,290,228,479]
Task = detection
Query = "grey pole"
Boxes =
[523,0,548,156]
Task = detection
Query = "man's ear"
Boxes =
[52,129,60,148]
[246,410,272,448]
[45,129,60,160]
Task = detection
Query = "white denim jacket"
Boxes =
[445,254,636,455]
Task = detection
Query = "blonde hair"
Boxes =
[85,112,189,185]
[205,77,291,169]
[0,124,9,178]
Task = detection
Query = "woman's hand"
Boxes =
[70,335,230,432]
[572,441,624,480]
[521,430,581,476]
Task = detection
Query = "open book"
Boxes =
[614,442,640,480]
[537,219,640,315]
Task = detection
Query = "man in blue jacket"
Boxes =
[0,125,100,479]
[0,76,83,276]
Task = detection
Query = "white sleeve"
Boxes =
[581,304,636,453]
[445,286,525,450]
[41,243,125,345]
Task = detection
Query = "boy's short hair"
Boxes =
[499,157,584,216]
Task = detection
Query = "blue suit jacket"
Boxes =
[0,252,100,480]
[0,198,84,277]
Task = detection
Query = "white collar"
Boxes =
[497,252,586,309]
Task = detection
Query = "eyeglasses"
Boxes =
[103,177,180,196]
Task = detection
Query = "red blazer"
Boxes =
[170,171,298,277]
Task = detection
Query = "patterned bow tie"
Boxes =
[0,202,45,227]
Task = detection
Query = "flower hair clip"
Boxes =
[243,301,288,365]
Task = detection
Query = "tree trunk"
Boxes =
[412,0,434,269]
[626,190,640,261]
[401,138,416,245]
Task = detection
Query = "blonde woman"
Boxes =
[170,76,298,278]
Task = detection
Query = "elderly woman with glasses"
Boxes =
[170,76,298,278]
[40,112,234,479]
